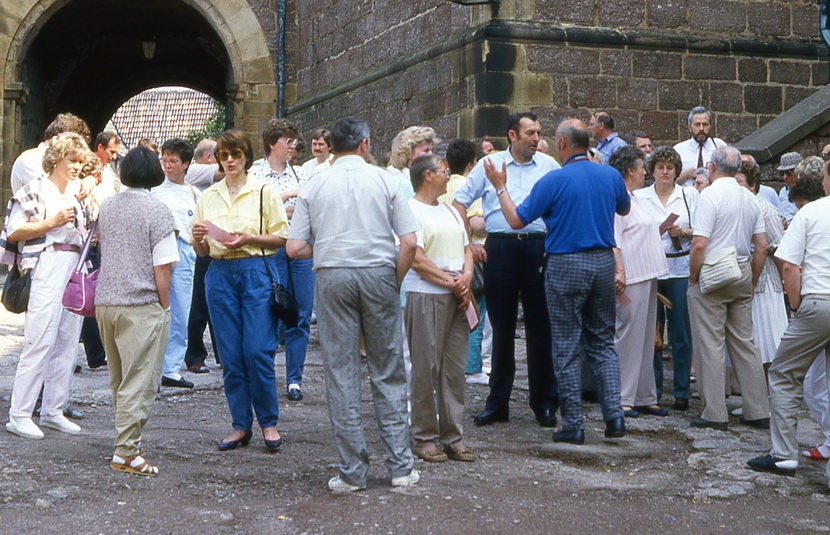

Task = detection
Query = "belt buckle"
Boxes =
[516,232,528,241]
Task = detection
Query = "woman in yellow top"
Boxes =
[191,130,289,452]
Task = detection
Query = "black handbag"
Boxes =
[2,257,32,314]
[259,186,300,328]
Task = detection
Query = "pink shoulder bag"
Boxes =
[62,221,99,317]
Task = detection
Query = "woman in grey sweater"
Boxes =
[95,147,179,476]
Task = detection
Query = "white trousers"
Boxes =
[9,250,83,419]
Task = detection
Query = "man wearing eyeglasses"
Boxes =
[777,152,803,225]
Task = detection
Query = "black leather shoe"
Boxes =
[187,363,210,374]
[218,430,252,451]
[63,406,85,420]
[287,388,303,401]
[634,405,669,417]
[264,437,284,452]
[741,417,770,429]
[161,376,194,389]
[690,417,728,431]
[535,409,557,428]
[473,408,509,426]
[552,429,585,445]
[747,454,796,476]
[604,417,625,438]
[673,398,689,411]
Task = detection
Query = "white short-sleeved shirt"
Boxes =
[151,179,200,243]
[10,144,47,194]
[634,184,699,279]
[249,159,308,208]
[614,194,668,285]
[692,177,765,263]
[673,137,725,173]
[404,199,469,294]
[775,196,830,296]
[301,155,333,178]
[185,163,219,191]
[778,186,799,224]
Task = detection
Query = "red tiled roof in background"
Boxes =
[107,86,216,150]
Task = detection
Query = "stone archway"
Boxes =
[1,0,277,199]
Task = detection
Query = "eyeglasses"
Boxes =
[781,170,795,177]
[160,158,182,165]
[218,149,244,161]
[277,138,299,147]
[430,168,450,177]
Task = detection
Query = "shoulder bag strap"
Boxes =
[75,220,97,272]
[259,185,294,292]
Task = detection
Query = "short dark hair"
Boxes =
[161,138,194,163]
[789,175,825,204]
[647,146,683,178]
[507,112,538,137]
[44,113,91,145]
[738,159,762,193]
[446,139,477,175]
[120,147,164,189]
[330,117,370,154]
[627,130,650,144]
[94,131,119,151]
[309,128,331,147]
[215,130,254,171]
[608,145,646,177]
[410,154,443,192]
[295,138,306,155]
[595,113,614,130]
[262,118,299,156]
[137,137,158,154]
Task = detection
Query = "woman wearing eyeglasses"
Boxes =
[191,130,290,452]
[249,119,313,403]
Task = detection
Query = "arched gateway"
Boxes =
[1,0,278,201]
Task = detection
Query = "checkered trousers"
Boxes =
[545,248,623,430]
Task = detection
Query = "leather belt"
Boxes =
[218,250,253,260]
[47,243,81,253]
[488,232,545,241]
[665,251,690,258]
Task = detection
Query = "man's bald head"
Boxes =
[556,119,590,150]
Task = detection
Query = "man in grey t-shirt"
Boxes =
[287,117,420,492]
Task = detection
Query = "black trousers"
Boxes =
[482,235,558,416]
[185,255,220,366]
[83,246,106,367]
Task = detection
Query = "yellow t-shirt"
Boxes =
[192,176,289,258]
[440,174,486,244]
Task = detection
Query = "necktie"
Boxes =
[697,143,704,169]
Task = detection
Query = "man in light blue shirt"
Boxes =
[589,112,628,164]
[453,112,560,429]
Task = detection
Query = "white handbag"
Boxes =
[698,188,744,294]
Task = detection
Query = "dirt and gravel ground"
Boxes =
[0,304,829,534]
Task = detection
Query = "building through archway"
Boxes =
[1,0,279,201]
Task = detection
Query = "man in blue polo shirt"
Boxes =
[484,118,630,444]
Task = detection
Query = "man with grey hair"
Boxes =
[287,117,420,492]
[688,145,770,431]
[777,152,802,224]
[674,106,726,186]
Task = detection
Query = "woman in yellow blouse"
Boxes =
[191,130,289,452]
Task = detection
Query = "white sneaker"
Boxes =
[327,475,364,493]
[5,416,44,439]
[466,372,489,385]
[391,469,420,487]
[40,414,82,435]
[731,407,743,417]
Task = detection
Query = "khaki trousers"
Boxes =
[688,263,769,422]
[97,303,170,457]
[768,295,830,461]
[405,292,469,447]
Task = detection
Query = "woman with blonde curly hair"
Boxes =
[387,126,441,196]
[2,132,92,439]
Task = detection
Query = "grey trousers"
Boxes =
[688,262,770,422]
[768,294,830,462]
[316,267,413,487]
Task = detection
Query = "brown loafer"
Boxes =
[445,443,477,462]
[412,444,448,462]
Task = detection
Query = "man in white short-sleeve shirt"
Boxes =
[748,170,830,484]
[674,106,726,186]
[687,145,770,430]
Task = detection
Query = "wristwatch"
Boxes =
[496,188,508,196]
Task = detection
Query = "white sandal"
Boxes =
[111,454,158,477]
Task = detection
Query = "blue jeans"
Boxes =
[654,277,693,400]
[273,249,315,386]
[163,240,195,375]
[206,256,279,430]
[466,293,487,374]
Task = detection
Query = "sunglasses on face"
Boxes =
[218,149,244,161]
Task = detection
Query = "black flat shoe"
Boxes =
[690,417,728,431]
[473,408,509,426]
[161,376,194,389]
[673,398,689,411]
[634,405,669,417]
[623,408,639,418]
[552,429,585,445]
[747,454,796,476]
[264,437,284,452]
[535,408,558,428]
[741,417,770,429]
[604,417,625,438]
[218,430,252,451]
[287,388,303,401]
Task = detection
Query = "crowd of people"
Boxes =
[1,104,829,492]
